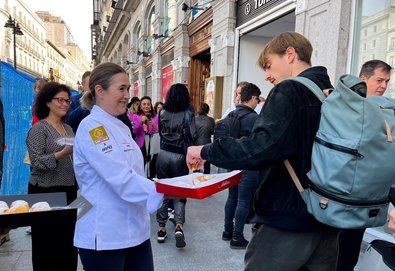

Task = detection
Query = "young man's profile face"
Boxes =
[234,86,242,104]
[263,53,291,85]
[361,68,391,96]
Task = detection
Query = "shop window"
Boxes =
[164,0,176,36]
[390,37,395,50]
[191,0,211,20]
[147,6,155,54]
[134,23,142,62]
[389,56,394,67]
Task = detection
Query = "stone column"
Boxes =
[295,0,353,81]
[138,35,147,96]
[211,0,237,114]
[172,24,190,84]
[151,0,165,102]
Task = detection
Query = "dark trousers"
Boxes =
[336,229,365,271]
[28,183,78,271]
[224,170,259,239]
[156,150,189,226]
[148,154,158,178]
[79,240,154,271]
[245,224,339,271]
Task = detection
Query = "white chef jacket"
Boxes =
[73,105,164,250]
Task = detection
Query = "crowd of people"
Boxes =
[20,31,395,271]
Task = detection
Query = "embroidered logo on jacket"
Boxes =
[89,126,109,144]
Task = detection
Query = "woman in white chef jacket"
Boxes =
[73,62,164,271]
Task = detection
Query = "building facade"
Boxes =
[0,0,46,78]
[37,11,91,89]
[1,1,91,88]
[45,40,66,83]
[92,0,395,112]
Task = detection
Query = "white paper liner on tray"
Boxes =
[156,170,241,188]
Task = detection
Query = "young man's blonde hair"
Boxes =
[258,32,313,70]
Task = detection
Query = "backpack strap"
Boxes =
[284,77,328,193]
[284,160,304,193]
[287,77,327,103]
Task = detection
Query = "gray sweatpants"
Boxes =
[245,224,339,271]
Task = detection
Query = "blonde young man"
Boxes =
[187,32,339,271]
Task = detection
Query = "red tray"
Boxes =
[155,171,242,199]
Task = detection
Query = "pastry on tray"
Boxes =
[192,175,215,185]
[30,202,51,212]
[9,200,29,214]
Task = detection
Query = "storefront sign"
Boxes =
[236,0,287,27]
[161,65,173,102]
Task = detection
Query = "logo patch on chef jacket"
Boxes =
[89,126,109,144]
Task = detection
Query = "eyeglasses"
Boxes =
[52,97,71,105]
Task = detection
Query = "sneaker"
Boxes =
[157,229,167,243]
[222,231,232,241]
[230,237,249,249]
[175,227,186,248]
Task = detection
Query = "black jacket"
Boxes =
[195,115,215,145]
[201,66,333,232]
[235,104,258,137]
[159,109,197,154]
[66,105,90,133]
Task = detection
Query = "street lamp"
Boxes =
[4,15,24,69]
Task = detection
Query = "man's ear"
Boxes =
[285,47,297,64]
[360,75,367,82]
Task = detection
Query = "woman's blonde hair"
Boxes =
[81,62,126,110]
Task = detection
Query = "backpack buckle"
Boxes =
[319,197,329,210]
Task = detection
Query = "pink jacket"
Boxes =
[128,113,158,148]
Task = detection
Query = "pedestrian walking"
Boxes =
[221,83,261,249]
[195,103,214,174]
[73,62,164,271]
[156,83,197,248]
[27,82,78,271]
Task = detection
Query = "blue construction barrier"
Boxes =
[0,61,35,195]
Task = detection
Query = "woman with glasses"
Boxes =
[26,82,78,270]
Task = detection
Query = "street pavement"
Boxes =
[0,190,250,271]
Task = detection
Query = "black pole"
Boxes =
[13,30,16,69]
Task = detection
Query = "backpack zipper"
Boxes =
[315,137,364,160]
[308,182,390,206]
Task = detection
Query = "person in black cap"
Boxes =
[128,97,140,115]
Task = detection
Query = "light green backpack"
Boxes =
[285,75,395,229]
